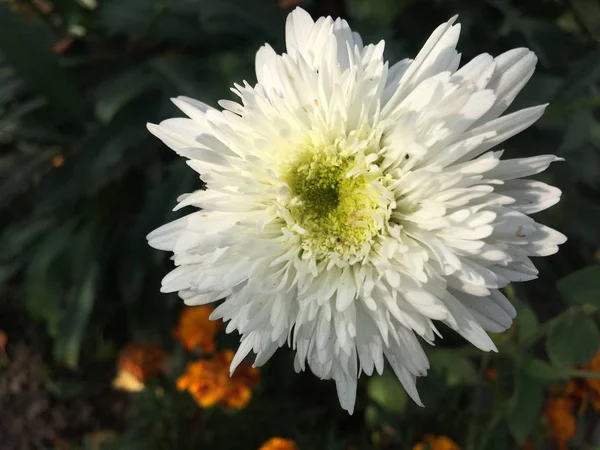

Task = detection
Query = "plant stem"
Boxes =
[567,369,600,379]
[466,354,489,450]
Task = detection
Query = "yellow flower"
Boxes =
[259,437,298,450]
[113,343,165,392]
[544,397,576,450]
[177,350,260,409]
[174,306,220,353]
[413,435,460,450]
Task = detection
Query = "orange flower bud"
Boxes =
[259,437,298,450]
[413,434,460,450]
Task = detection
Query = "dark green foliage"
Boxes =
[1,0,600,449]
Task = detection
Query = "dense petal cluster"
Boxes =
[148,7,565,412]
[174,305,220,353]
[176,350,260,409]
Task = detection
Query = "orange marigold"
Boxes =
[259,437,298,450]
[113,343,165,391]
[117,343,165,382]
[561,379,589,414]
[545,397,576,450]
[582,350,600,397]
[413,435,460,450]
[174,306,220,353]
[177,350,260,409]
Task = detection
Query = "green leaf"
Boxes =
[0,4,85,122]
[0,219,54,262]
[505,371,544,444]
[95,67,158,123]
[150,56,212,101]
[571,0,600,40]
[552,49,600,109]
[547,311,600,368]
[98,0,167,37]
[0,259,25,284]
[516,306,539,344]
[44,376,87,399]
[0,76,25,103]
[429,349,479,386]
[367,370,408,414]
[558,110,596,155]
[557,265,600,307]
[53,264,98,369]
[0,147,55,209]
[24,222,76,335]
[522,358,564,383]
[364,405,380,429]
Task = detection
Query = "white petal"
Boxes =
[476,48,537,124]
[335,371,357,414]
[285,7,315,62]
[171,96,213,123]
[383,17,459,115]
[452,53,495,89]
[456,105,547,162]
[486,154,563,180]
[443,292,497,352]
[147,216,187,251]
[497,179,562,214]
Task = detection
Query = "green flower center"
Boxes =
[282,144,386,259]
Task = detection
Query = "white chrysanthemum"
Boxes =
[147,8,566,413]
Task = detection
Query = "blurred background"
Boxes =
[1,0,600,449]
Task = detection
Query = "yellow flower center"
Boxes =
[282,143,386,259]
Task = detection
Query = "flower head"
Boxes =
[259,437,298,450]
[582,350,600,399]
[544,397,576,450]
[559,350,600,413]
[176,349,260,409]
[148,7,565,412]
[174,305,220,353]
[113,343,165,392]
[413,435,460,450]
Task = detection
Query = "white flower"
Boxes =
[147,7,566,413]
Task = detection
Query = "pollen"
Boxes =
[282,143,387,260]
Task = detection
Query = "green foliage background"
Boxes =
[1,0,600,449]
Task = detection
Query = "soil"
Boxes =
[0,292,128,450]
